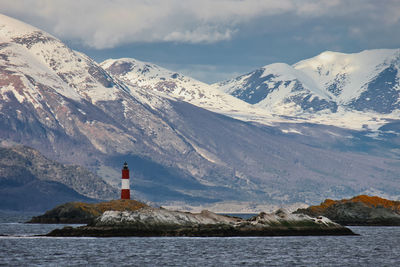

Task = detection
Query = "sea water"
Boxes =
[0,212,399,266]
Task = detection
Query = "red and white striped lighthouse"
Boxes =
[121,162,130,199]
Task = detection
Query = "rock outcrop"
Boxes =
[28,199,147,224]
[47,207,355,237]
[295,195,400,225]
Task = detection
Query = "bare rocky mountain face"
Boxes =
[0,14,400,211]
[0,145,117,211]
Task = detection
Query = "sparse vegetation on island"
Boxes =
[28,199,147,224]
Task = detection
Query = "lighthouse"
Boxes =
[121,162,130,199]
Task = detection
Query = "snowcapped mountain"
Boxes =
[0,13,213,198]
[100,58,241,110]
[1,14,400,210]
[0,15,128,104]
[0,14,203,163]
[100,58,275,124]
[214,49,400,130]
[294,49,400,114]
[216,62,338,114]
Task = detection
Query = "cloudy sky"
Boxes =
[1,0,400,83]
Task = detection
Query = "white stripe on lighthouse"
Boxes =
[122,179,130,190]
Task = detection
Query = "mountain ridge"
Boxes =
[102,48,400,132]
[100,57,279,127]
[213,48,400,131]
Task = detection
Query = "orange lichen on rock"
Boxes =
[295,195,400,225]
[309,195,400,213]
[309,198,336,213]
[349,195,400,212]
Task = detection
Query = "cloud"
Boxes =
[164,27,236,44]
[159,62,247,84]
[1,0,399,49]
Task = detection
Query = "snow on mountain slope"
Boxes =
[0,14,131,104]
[294,49,400,102]
[100,58,276,123]
[216,62,337,115]
[214,49,400,130]
[102,57,396,131]
[0,13,204,181]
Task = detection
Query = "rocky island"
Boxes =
[295,195,400,226]
[46,206,355,237]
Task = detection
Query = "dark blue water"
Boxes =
[0,212,399,266]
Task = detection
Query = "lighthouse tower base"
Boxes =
[121,189,130,200]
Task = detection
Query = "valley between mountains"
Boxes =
[0,14,399,212]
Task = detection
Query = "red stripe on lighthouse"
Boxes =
[121,189,130,199]
[121,162,130,200]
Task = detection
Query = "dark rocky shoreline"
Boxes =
[47,224,355,237]
[46,208,356,237]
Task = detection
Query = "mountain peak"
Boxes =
[0,14,129,104]
[0,14,55,42]
[101,57,173,80]
[260,63,296,76]
[295,48,400,71]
